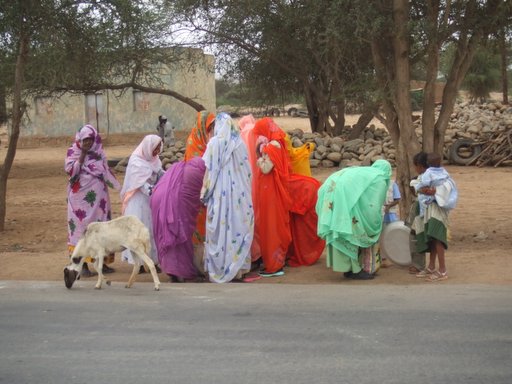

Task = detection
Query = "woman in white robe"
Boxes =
[120,135,164,269]
[201,113,254,283]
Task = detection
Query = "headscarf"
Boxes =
[316,159,391,261]
[252,117,286,145]
[201,112,244,200]
[184,110,216,160]
[238,114,258,186]
[252,117,292,209]
[65,124,120,190]
[120,134,162,207]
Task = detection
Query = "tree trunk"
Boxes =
[0,31,29,231]
[0,84,7,124]
[434,33,480,154]
[391,0,420,214]
[499,28,509,105]
[348,103,377,140]
[304,80,333,134]
[304,85,320,133]
[331,99,345,136]
[421,1,441,153]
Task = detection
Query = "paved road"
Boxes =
[1,280,511,384]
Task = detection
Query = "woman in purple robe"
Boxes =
[150,157,206,282]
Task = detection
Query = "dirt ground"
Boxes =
[1,116,511,286]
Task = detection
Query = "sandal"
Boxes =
[259,269,284,277]
[102,264,115,274]
[408,266,421,274]
[426,270,448,282]
[415,267,435,278]
[349,270,374,280]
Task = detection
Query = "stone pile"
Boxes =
[114,101,511,173]
[114,139,187,173]
[289,100,512,169]
[443,101,512,144]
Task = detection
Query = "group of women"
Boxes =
[66,111,327,283]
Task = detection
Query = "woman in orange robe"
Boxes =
[287,173,325,266]
[184,110,215,245]
[238,114,262,262]
[252,118,292,276]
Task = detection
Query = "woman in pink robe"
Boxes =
[65,125,120,276]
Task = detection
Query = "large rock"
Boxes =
[326,152,343,163]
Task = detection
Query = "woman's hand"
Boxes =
[79,138,94,163]
[419,186,436,195]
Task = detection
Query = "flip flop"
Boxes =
[242,273,262,283]
[259,269,284,277]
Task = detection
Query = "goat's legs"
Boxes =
[126,261,140,289]
[92,254,110,289]
[129,249,160,291]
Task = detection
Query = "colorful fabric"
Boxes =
[383,181,401,223]
[184,110,216,161]
[416,166,458,214]
[359,245,381,274]
[184,111,215,245]
[201,113,254,283]
[284,134,315,177]
[238,114,262,261]
[150,158,206,279]
[252,117,292,273]
[287,174,325,267]
[316,160,391,272]
[120,135,163,210]
[405,200,426,270]
[120,135,163,264]
[65,125,120,251]
[413,202,450,253]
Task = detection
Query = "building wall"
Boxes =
[22,49,216,138]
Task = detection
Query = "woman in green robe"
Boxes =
[316,160,391,279]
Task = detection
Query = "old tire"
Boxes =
[288,107,298,117]
[449,138,482,165]
[270,108,281,117]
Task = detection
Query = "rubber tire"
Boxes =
[449,138,482,165]
[288,107,298,117]
[270,108,281,117]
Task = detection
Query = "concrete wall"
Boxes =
[21,48,216,139]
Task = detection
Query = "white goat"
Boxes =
[63,215,161,291]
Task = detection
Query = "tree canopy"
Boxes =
[0,0,208,230]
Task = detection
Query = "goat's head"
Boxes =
[63,240,85,289]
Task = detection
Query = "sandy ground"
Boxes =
[0,116,511,286]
